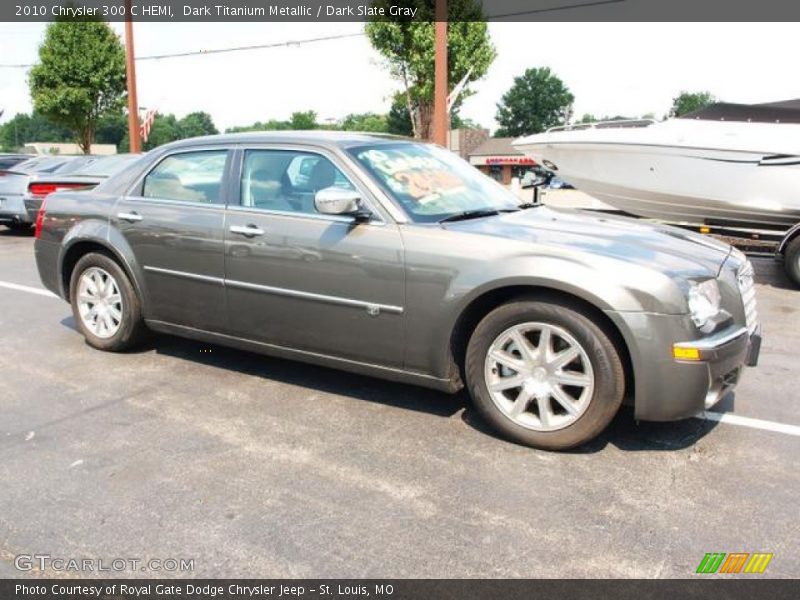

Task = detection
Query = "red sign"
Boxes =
[485,157,536,165]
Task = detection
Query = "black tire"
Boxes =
[6,221,33,233]
[784,236,800,288]
[465,299,625,450]
[69,252,146,352]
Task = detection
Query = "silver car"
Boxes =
[33,133,761,449]
[0,155,96,230]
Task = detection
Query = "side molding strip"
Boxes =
[143,265,404,315]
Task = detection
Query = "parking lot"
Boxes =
[0,227,798,578]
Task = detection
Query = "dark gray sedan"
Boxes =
[33,132,760,449]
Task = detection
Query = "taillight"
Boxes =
[34,197,48,239]
[28,182,86,198]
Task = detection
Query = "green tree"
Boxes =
[29,17,127,154]
[495,67,574,137]
[95,111,128,148]
[178,111,218,138]
[339,112,389,133]
[290,110,318,130]
[386,93,414,136]
[669,91,717,117]
[366,0,496,140]
[0,111,72,151]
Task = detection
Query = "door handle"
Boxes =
[229,224,265,237]
[118,212,143,222]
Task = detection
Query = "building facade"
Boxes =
[468,137,536,185]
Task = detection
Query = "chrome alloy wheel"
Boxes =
[77,267,123,339]
[484,322,595,431]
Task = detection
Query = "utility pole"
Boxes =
[432,0,448,146]
[124,0,141,153]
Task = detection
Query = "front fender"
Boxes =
[410,243,691,377]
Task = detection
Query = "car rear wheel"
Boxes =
[465,299,625,450]
[6,221,32,232]
[69,252,146,351]
[784,236,800,288]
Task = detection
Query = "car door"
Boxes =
[113,148,231,331]
[224,146,406,367]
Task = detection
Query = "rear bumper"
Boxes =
[23,197,43,222]
[34,238,64,299]
[0,195,30,223]
[607,311,760,421]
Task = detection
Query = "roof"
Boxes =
[163,130,410,151]
[469,137,525,157]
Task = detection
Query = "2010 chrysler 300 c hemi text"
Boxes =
[33,133,761,450]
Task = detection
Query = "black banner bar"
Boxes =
[3,0,800,22]
[1,579,798,600]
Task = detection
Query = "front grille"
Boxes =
[737,261,758,335]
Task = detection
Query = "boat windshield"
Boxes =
[347,142,520,223]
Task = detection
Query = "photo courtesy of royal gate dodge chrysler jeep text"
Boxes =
[33,132,761,450]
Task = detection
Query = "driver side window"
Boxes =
[240,150,355,215]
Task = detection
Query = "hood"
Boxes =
[443,206,731,277]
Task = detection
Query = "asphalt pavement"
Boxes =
[0,227,798,578]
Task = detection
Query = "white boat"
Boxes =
[513,102,800,229]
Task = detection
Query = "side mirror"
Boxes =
[314,187,371,221]
[522,173,552,189]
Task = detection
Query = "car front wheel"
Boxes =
[465,299,625,450]
[784,236,800,288]
[69,252,146,351]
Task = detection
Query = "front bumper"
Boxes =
[674,324,761,410]
[607,311,761,421]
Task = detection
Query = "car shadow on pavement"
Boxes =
[151,333,465,418]
[462,404,721,453]
[0,226,34,237]
[58,317,722,451]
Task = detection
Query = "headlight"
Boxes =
[687,279,722,328]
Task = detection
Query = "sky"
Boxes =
[1,22,800,133]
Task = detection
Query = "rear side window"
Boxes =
[142,151,227,203]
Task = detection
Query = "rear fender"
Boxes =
[59,220,149,315]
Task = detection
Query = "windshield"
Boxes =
[348,142,520,222]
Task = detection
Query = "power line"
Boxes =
[0,31,366,68]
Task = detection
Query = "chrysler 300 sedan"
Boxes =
[33,132,761,449]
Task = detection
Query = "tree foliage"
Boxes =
[495,67,574,137]
[0,111,72,151]
[339,112,389,133]
[669,91,717,117]
[178,111,219,138]
[29,17,127,154]
[365,0,496,140]
[120,111,219,151]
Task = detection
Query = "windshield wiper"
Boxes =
[439,209,501,223]
[517,202,541,209]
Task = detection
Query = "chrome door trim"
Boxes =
[143,266,224,286]
[226,278,404,315]
[226,204,386,227]
[142,266,404,315]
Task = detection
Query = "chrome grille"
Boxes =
[737,261,758,335]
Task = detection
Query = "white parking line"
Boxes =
[698,411,800,437]
[1,277,799,438]
[0,280,58,298]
